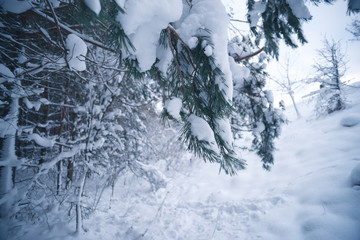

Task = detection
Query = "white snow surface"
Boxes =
[12,84,360,240]
[164,98,182,120]
[117,0,183,71]
[65,34,87,71]
[350,163,360,186]
[340,115,360,127]
[83,0,101,15]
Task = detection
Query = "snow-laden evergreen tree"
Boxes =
[228,35,285,170]
[0,0,156,234]
[0,0,354,236]
[247,0,335,58]
[347,0,360,14]
[312,38,346,116]
[348,17,360,40]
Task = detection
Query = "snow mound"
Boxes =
[340,115,360,127]
[350,163,360,186]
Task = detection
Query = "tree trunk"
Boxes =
[0,94,19,237]
[56,78,69,195]
[75,170,87,234]
[288,92,301,119]
[56,161,62,195]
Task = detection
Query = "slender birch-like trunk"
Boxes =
[0,92,19,237]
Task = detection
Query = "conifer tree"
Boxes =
[228,35,285,170]
[312,38,346,115]
[247,0,335,58]
[348,18,360,40]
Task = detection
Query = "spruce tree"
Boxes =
[312,38,346,115]
[247,0,335,58]
[348,18,360,40]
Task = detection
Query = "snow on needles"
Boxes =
[27,133,56,148]
[165,98,182,120]
[188,37,199,49]
[65,34,87,71]
[0,64,15,83]
[84,0,101,15]
[188,114,219,153]
[118,0,233,103]
[229,57,250,87]
[204,45,213,56]
[177,0,233,103]
[117,0,183,72]
[248,1,266,27]
[176,0,236,153]
[215,117,233,148]
[286,0,311,19]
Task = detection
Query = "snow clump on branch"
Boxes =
[66,34,87,71]
[117,0,183,71]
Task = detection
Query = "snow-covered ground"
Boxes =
[16,83,360,240]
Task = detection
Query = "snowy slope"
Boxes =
[14,83,360,240]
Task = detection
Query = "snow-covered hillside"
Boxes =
[15,83,360,240]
